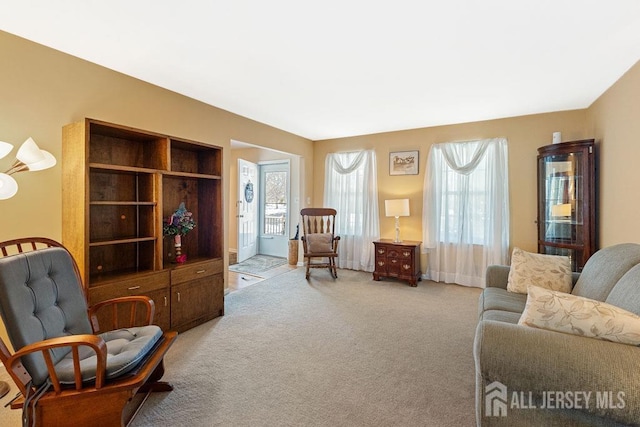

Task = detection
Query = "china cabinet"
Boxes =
[537,139,596,272]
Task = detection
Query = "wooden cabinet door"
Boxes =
[171,273,224,331]
[146,288,171,331]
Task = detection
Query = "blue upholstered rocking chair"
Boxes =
[0,237,177,426]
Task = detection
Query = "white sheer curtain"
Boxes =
[422,138,509,287]
[324,150,380,272]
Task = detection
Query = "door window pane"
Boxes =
[263,171,287,235]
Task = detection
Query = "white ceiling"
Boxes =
[1,1,640,141]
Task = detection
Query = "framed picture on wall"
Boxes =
[389,150,419,175]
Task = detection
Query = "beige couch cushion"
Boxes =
[507,247,572,294]
[519,285,640,346]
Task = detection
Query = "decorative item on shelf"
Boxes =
[552,132,562,144]
[385,198,410,243]
[0,137,56,200]
[163,202,196,263]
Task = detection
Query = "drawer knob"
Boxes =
[391,259,397,263]
[128,286,141,290]
[378,261,385,266]
[377,249,385,254]
[196,269,206,274]
[403,264,411,270]
[403,251,410,257]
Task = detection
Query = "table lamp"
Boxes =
[385,198,410,243]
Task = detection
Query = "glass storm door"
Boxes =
[258,162,289,258]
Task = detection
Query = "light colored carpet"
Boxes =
[132,268,482,427]
[229,255,288,277]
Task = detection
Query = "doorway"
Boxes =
[258,161,290,258]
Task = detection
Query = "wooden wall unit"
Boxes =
[62,119,224,332]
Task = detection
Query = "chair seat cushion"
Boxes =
[55,325,163,384]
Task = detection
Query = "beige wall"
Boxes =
[0,31,313,347]
[586,60,640,246]
[0,25,638,346]
[0,30,313,253]
[315,110,589,257]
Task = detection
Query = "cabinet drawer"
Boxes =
[171,259,223,285]
[400,249,413,259]
[88,270,170,304]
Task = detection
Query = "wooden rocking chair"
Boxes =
[0,237,177,426]
[300,208,340,279]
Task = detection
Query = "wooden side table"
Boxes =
[372,239,422,286]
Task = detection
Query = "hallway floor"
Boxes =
[227,263,298,292]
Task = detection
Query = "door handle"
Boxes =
[237,215,244,218]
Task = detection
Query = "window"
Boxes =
[263,170,287,235]
[324,150,380,272]
[423,138,509,287]
[440,152,488,244]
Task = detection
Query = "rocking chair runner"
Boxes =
[0,237,177,427]
[300,208,340,279]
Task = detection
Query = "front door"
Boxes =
[258,161,290,258]
[237,159,258,262]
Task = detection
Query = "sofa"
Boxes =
[474,243,640,426]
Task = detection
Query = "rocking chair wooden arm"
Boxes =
[88,295,156,333]
[4,334,107,395]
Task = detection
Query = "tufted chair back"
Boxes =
[0,247,92,385]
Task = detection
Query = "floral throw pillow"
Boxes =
[506,247,572,294]
[519,285,640,346]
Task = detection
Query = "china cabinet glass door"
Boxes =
[537,140,596,272]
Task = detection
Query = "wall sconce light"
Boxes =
[0,137,56,200]
[385,198,410,243]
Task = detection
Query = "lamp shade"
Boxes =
[26,150,56,171]
[0,141,13,160]
[551,203,571,217]
[0,173,18,200]
[16,137,46,165]
[385,199,410,217]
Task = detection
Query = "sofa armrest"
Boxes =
[474,320,640,425]
[485,265,510,289]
